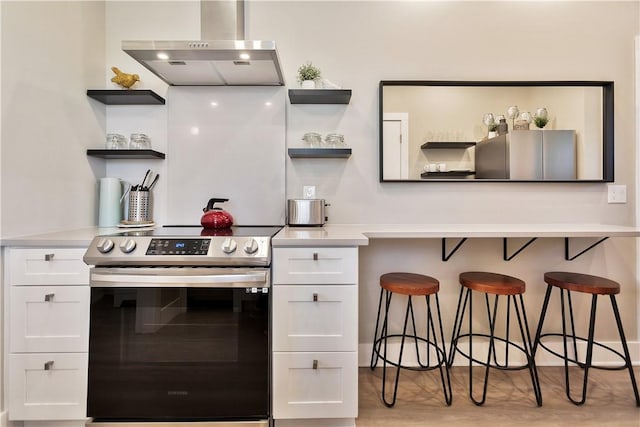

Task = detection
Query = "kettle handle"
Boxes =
[204,198,229,211]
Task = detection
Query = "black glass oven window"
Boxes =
[88,287,269,421]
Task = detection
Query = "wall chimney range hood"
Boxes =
[122,1,285,86]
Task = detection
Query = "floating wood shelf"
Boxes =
[86,149,166,159]
[420,170,475,178]
[288,89,352,104]
[420,141,476,149]
[86,89,166,105]
[288,148,352,158]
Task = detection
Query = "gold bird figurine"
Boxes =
[110,66,140,89]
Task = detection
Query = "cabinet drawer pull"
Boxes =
[313,252,318,261]
[44,361,54,370]
[44,293,55,302]
[312,359,318,370]
[44,253,55,261]
[312,293,318,302]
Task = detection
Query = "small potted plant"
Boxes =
[297,62,321,89]
[534,107,549,129]
[488,123,498,138]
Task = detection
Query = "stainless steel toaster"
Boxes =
[287,199,328,226]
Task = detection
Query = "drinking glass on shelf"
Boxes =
[324,133,345,148]
[130,133,151,149]
[106,133,127,149]
[302,132,322,148]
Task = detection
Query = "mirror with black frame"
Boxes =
[379,81,613,182]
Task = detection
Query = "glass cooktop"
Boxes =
[107,225,283,238]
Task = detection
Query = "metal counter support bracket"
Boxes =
[503,237,538,261]
[442,238,467,261]
[564,237,608,261]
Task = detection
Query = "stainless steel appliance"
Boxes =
[287,199,328,226]
[475,130,576,180]
[123,1,284,86]
[83,226,282,426]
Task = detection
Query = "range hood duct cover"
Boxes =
[122,0,284,86]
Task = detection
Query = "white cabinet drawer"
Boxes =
[273,285,357,352]
[10,286,90,353]
[8,353,88,421]
[272,352,358,419]
[273,247,358,285]
[7,248,88,286]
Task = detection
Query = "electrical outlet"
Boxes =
[607,184,627,204]
[303,186,316,199]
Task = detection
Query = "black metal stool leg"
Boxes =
[609,295,640,407]
[470,294,500,406]
[429,293,453,405]
[381,295,412,407]
[370,287,385,370]
[514,294,543,406]
[565,294,598,405]
[533,284,554,356]
[448,286,469,367]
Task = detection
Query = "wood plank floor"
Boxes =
[358,367,640,426]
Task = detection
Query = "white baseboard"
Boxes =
[360,339,640,367]
[275,419,355,427]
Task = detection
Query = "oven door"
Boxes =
[87,267,270,423]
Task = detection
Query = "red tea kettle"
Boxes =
[201,198,234,229]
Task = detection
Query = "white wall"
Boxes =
[1,1,106,238]
[249,1,638,226]
[0,1,637,347]
[103,1,200,227]
[247,1,640,343]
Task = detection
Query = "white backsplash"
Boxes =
[166,86,286,226]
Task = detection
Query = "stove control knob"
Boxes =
[244,238,259,254]
[119,239,137,254]
[222,238,237,254]
[96,238,115,254]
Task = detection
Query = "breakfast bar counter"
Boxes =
[274,223,640,243]
[273,223,640,261]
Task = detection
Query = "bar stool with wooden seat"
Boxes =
[448,271,542,406]
[370,272,452,407]
[533,271,640,406]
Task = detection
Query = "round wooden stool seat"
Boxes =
[544,271,620,295]
[380,272,439,296]
[459,271,525,295]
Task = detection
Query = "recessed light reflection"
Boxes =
[190,127,200,135]
[210,101,218,107]
[239,53,250,60]
[265,101,272,107]
[157,52,169,60]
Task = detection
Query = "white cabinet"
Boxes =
[10,286,90,353]
[272,352,358,419]
[273,247,358,285]
[272,246,358,424]
[8,353,88,420]
[8,248,89,285]
[272,285,357,351]
[4,247,90,422]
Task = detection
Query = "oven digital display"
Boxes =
[146,239,210,255]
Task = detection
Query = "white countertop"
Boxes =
[0,226,122,247]
[3,223,639,248]
[272,223,640,247]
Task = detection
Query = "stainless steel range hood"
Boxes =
[122,1,284,86]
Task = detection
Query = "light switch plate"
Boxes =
[607,184,627,203]
[303,186,316,199]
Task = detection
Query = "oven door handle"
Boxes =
[90,271,269,288]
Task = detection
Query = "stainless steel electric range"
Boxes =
[83,226,282,426]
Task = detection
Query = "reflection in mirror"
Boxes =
[379,81,613,182]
